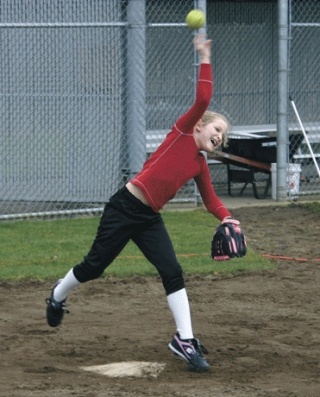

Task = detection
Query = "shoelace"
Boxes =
[46,298,70,314]
[192,338,209,355]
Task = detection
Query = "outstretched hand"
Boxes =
[194,34,212,63]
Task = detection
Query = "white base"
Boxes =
[81,361,166,378]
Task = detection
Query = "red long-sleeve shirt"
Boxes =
[130,63,231,221]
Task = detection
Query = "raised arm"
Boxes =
[194,34,212,64]
[175,35,213,134]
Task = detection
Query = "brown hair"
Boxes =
[201,111,230,148]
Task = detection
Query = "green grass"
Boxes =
[0,209,275,281]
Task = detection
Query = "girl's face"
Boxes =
[194,117,228,153]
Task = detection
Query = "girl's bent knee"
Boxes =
[163,274,185,295]
[73,260,105,283]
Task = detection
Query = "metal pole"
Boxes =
[277,0,290,201]
[194,0,207,205]
[127,0,146,177]
[194,0,207,90]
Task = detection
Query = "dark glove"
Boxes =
[211,218,247,261]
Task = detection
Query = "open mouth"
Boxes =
[211,138,217,147]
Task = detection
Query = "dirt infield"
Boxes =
[1,203,320,397]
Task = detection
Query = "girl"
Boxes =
[46,34,242,372]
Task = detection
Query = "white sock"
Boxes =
[53,269,81,302]
[167,288,194,340]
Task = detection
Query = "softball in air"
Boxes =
[185,9,205,30]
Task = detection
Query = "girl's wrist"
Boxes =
[199,56,211,64]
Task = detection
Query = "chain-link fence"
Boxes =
[0,0,129,219]
[289,0,320,195]
[1,0,319,220]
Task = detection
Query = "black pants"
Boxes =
[73,186,185,295]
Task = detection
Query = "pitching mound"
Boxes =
[81,361,166,378]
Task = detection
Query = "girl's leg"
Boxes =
[133,220,210,371]
[132,219,194,340]
[53,204,132,299]
[46,202,134,327]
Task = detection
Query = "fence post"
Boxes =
[127,0,146,177]
[277,0,290,201]
[193,0,207,205]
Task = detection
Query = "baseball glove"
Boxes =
[211,218,247,261]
